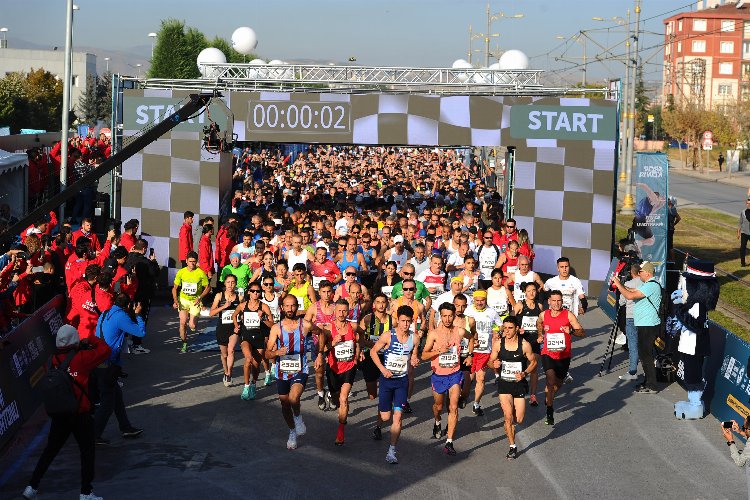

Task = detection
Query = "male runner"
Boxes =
[304,279,335,411]
[172,251,210,353]
[391,279,427,413]
[465,289,503,416]
[266,295,316,449]
[536,290,585,425]
[358,293,392,440]
[490,316,537,459]
[452,294,476,408]
[422,302,465,456]
[370,305,420,464]
[316,299,359,445]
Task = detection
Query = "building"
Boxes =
[0,47,97,114]
[663,0,750,112]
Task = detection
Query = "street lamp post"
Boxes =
[136,63,142,78]
[622,0,641,214]
[104,57,110,72]
[467,25,484,65]
[484,3,523,67]
[60,0,74,221]
[0,28,8,49]
[148,32,157,59]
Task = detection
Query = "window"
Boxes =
[72,75,79,87]
[718,84,732,96]
[677,41,682,52]
[743,62,750,74]
[678,20,683,31]
[745,20,750,37]
[721,20,735,32]
[744,41,750,55]
[719,62,733,75]
[693,19,707,31]
[692,40,706,53]
[720,41,734,54]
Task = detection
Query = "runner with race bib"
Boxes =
[465,289,503,417]
[208,274,241,387]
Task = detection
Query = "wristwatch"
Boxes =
[727,441,736,446]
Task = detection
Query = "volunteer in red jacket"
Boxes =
[119,219,139,252]
[71,218,102,253]
[198,224,215,280]
[66,264,101,340]
[179,211,195,267]
[22,324,111,500]
[536,289,585,426]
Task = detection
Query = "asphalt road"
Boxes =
[0,305,745,500]
[668,170,747,216]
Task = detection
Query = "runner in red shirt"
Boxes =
[309,246,341,291]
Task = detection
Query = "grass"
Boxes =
[616,207,750,342]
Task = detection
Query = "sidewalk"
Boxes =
[668,157,750,191]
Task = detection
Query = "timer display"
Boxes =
[246,101,351,134]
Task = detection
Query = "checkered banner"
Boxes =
[121,90,616,294]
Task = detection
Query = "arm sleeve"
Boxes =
[730,444,750,468]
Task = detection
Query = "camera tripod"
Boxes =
[598,302,623,377]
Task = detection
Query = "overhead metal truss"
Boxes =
[128,63,607,97]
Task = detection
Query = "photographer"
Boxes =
[722,418,750,496]
[21,325,111,500]
[93,292,146,444]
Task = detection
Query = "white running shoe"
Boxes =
[132,345,150,354]
[564,373,574,384]
[385,448,398,464]
[80,493,104,500]
[294,416,306,436]
[22,486,38,499]
[614,333,626,346]
[287,430,298,450]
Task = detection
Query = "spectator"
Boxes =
[125,238,159,354]
[72,218,102,254]
[739,198,750,267]
[66,264,101,340]
[198,224,216,280]
[179,211,195,267]
[120,219,139,252]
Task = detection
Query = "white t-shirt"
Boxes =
[409,256,430,278]
[387,247,409,271]
[544,275,585,316]
[432,290,472,311]
[513,270,539,302]
[476,244,501,280]
[417,269,447,299]
[446,253,466,281]
[465,305,502,353]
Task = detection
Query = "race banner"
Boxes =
[597,258,620,322]
[632,152,668,286]
[709,324,750,432]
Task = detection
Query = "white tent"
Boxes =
[0,149,28,222]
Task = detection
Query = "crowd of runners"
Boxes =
[172,145,588,463]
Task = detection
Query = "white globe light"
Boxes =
[268,59,284,65]
[231,27,258,55]
[197,47,226,77]
[488,62,501,70]
[498,50,529,70]
[249,58,266,65]
[451,59,472,69]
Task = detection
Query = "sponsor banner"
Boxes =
[597,258,620,322]
[122,96,229,132]
[0,295,64,449]
[710,324,750,432]
[632,152,668,286]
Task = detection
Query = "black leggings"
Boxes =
[741,233,749,265]
[29,413,95,495]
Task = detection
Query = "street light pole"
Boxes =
[104,57,110,72]
[622,0,641,214]
[60,0,74,222]
[148,32,157,59]
[484,3,522,67]
[0,28,8,49]
[620,9,631,184]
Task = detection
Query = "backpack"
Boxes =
[38,350,86,417]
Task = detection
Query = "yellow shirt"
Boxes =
[174,267,209,301]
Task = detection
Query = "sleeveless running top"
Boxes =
[286,248,309,271]
[382,329,414,379]
[327,321,357,374]
[215,291,241,335]
[430,327,463,375]
[338,250,361,274]
[513,270,536,302]
[502,254,519,281]
[541,309,573,360]
[242,300,269,337]
[289,281,312,311]
[261,292,281,322]
[365,313,392,351]
[519,300,543,335]
[276,319,307,379]
[394,296,421,333]
[499,336,527,382]
[487,286,511,317]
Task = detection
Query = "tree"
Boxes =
[78,74,99,125]
[0,72,29,133]
[24,68,63,132]
[182,27,209,78]
[97,72,112,124]
[634,66,650,137]
[208,36,256,63]
[662,101,711,169]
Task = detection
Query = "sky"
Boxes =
[0,0,700,86]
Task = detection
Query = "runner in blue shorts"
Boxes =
[369,305,420,465]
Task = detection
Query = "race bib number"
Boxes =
[460,337,470,355]
[312,276,325,290]
[501,361,523,381]
[270,307,280,322]
[181,282,198,295]
[521,316,538,332]
[491,302,508,316]
[546,332,566,352]
[562,293,574,311]
[221,310,234,324]
[334,340,355,362]
[385,354,408,376]
[438,346,459,368]
[477,331,490,351]
[381,285,394,297]
[506,266,518,275]
[243,311,261,329]
[513,284,525,302]
[296,295,305,309]
[279,354,302,374]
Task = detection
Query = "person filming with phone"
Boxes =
[722,417,750,496]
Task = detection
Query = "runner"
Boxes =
[260,275,282,384]
[383,235,412,272]
[231,230,255,264]
[285,234,313,272]
[208,274,241,387]
[219,253,252,297]
[456,254,480,294]
[486,268,515,318]
[489,316,537,459]
[417,254,447,302]
[373,260,402,298]
[452,294,476,408]
[513,281,544,406]
[309,246,341,291]
[317,299,360,445]
[421,302,465,456]
[391,263,431,311]
[391,279,427,413]
[172,251,210,353]
[358,293,392,440]
[232,282,274,400]
[537,290,586,425]
[288,262,316,317]
[304,280,335,411]
[369,305,420,464]
[265,295,315,450]
[337,236,368,279]
[465,289,503,416]
[511,255,545,303]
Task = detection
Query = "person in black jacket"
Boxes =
[124,238,160,354]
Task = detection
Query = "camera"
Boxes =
[724,421,734,429]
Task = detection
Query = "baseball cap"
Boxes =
[639,261,655,274]
[393,235,404,244]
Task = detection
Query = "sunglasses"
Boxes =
[402,271,414,276]
[262,282,274,286]
[506,225,515,229]
[403,287,415,291]
[346,272,356,276]
[248,289,262,294]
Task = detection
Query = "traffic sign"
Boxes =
[702,139,713,151]
[703,130,713,140]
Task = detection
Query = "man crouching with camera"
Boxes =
[722,417,750,497]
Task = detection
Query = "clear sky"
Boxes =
[0,0,697,85]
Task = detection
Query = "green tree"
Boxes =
[662,101,710,169]
[634,66,650,137]
[149,19,190,79]
[208,36,255,63]
[97,72,112,124]
[182,27,209,78]
[78,74,99,125]
[0,72,29,133]
[25,68,63,132]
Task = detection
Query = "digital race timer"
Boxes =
[246,101,352,134]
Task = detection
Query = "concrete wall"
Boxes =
[0,48,97,111]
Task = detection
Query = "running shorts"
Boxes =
[378,375,409,412]
[471,352,491,374]
[326,365,357,394]
[431,371,464,395]
[541,355,571,381]
[277,373,308,395]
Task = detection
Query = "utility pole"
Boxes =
[622,0,640,214]
[620,8,631,184]
[60,0,74,222]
